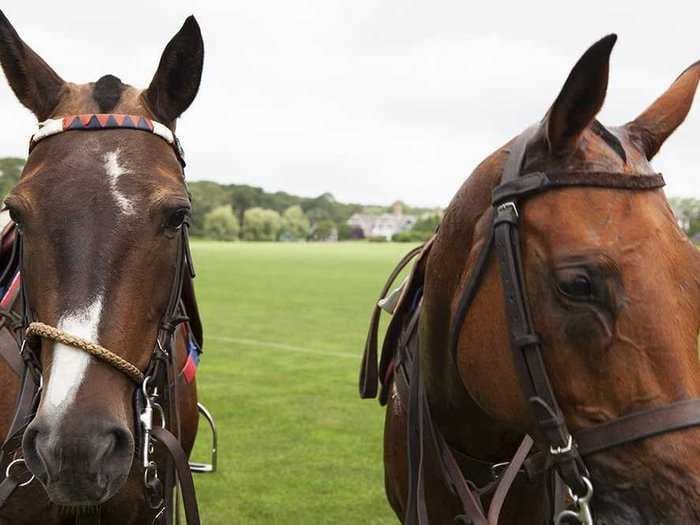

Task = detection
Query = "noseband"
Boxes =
[446,129,700,524]
[0,114,201,524]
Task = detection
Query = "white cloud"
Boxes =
[0,0,698,207]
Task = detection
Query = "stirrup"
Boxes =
[189,402,218,474]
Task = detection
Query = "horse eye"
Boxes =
[6,207,23,231]
[556,271,593,300]
[165,208,189,230]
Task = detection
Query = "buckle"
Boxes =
[549,434,573,456]
[497,201,519,218]
[490,461,510,480]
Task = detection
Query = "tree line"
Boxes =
[670,197,700,238]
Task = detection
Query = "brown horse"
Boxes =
[362,36,700,524]
[0,10,204,525]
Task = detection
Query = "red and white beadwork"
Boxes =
[31,114,175,147]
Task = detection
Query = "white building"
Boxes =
[347,202,417,240]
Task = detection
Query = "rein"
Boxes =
[0,113,201,524]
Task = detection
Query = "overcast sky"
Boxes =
[0,1,698,207]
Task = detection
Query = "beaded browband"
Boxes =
[29,113,186,167]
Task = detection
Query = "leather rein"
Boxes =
[0,114,201,525]
[439,129,700,524]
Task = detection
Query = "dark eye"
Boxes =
[8,208,21,227]
[164,208,189,230]
[4,203,23,231]
[556,269,593,300]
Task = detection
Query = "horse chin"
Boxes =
[41,468,130,507]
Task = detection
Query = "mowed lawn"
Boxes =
[189,241,417,524]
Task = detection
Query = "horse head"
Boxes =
[0,11,203,507]
[425,36,700,523]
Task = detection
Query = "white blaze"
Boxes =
[43,296,104,415]
[103,149,135,215]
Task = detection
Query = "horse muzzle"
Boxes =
[21,412,134,506]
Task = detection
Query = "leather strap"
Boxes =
[486,436,534,524]
[152,427,200,525]
[0,476,18,508]
[492,170,665,205]
[359,243,426,399]
[576,398,700,456]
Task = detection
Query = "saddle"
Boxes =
[359,237,434,405]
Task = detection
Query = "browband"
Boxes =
[29,114,186,167]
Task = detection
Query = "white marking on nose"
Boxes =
[103,149,135,215]
[43,296,104,417]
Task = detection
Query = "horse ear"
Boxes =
[145,16,204,125]
[625,62,700,160]
[0,10,65,121]
[543,34,617,154]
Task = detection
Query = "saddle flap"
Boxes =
[359,236,434,404]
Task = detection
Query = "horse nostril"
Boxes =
[21,421,50,482]
[102,425,133,463]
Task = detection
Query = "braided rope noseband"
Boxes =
[26,322,144,383]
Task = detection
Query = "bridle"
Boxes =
[0,113,201,525]
[443,128,700,524]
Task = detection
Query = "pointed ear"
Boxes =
[625,62,700,160]
[543,34,617,154]
[145,16,204,126]
[0,10,65,121]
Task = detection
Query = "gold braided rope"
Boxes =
[26,321,145,383]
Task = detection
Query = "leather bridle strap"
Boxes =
[489,130,669,497]
[492,170,666,205]
[151,427,200,525]
[575,398,700,456]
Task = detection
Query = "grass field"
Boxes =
[189,241,417,524]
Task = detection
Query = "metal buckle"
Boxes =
[490,462,510,480]
[496,201,519,219]
[550,434,573,456]
[140,376,155,469]
[555,476,594,525]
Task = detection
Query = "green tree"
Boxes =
[203,205,240,241]
[280,205,310,241]
[231,185,264,224]
[187,181,232,236]
[242,207,282,241]
[310,219,337,241]
[0,158,24,199]
[670,197,700,236]
[412,214,441,234]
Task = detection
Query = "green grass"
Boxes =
[189,241,417,524]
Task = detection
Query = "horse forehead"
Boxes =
[52,82,149,117]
